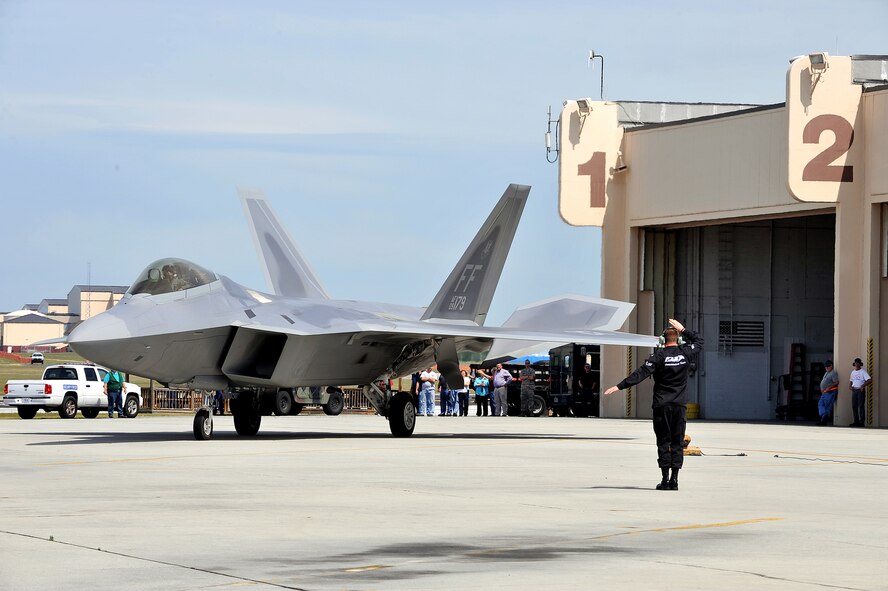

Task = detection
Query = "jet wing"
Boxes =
[230,317,657,389]
[234,317,657,347]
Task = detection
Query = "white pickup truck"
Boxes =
[3,363,142,419]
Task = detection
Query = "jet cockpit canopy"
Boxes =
[128,258,218,296]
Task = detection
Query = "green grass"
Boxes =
[0,353,153,390]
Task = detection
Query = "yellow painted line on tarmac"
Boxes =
[590,517,784,539]
[343,565,389,573]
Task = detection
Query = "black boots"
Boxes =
[656,467,670,490]
[656,467,679,490]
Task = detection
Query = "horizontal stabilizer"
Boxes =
[485,295,643,360]
[421,184,530,325]
[239,188,330,299]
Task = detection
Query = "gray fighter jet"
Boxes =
[67,184,657,439]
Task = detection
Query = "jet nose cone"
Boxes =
[68,311,130,345]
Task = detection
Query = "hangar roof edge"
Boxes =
[622,102,784,133]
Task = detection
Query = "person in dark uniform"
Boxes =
[604,319,703,491]
[518,360,536,416]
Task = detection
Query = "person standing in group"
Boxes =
[492,363,513,416]
[817,360,839,426]
[448,374,460,416]
[103,368,125,418]
[474,370,490,416]
[849,357,872,427]
[518,360,536,417]
[457,370,470,416]
[410,371,421,412]
[438,374,450,416]
[418,367,438,416]
[604,319,703,491]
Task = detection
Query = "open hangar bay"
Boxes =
[0,414,885,590]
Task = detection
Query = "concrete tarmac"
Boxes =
[0,413,886,590]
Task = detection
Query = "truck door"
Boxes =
[84,367,103,405]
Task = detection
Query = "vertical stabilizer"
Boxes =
[238,188,331,299]
[421,184,530,325]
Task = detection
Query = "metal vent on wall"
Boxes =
[719,321,765,348]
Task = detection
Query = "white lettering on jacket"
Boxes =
[664,355,686,366]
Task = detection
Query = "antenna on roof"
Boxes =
[589,50,605,100]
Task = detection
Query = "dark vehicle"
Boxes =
[548,343,601,417]
[504,361,550,416]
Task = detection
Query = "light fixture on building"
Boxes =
[808,52,829,74]
[576,98,594,117]
[612,152,628,174]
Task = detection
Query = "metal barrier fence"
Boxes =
[144,387,371,412]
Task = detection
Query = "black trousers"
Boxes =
[653,405,686,469]
[476,395,488,416]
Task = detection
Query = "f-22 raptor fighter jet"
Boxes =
[67,184,657,439]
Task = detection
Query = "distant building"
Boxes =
[0,284,128,350]
[0,311,65,350]
[67,285,128,321]
[38,298,69,315]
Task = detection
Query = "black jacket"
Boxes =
[617,329,703,408]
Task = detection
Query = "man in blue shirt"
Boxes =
[103,369,125,418]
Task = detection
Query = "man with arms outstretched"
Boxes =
[604,319,703,491]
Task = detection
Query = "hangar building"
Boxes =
[556,54,888,428]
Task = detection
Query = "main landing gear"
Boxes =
[191,384,417,440]
[362,382,416,438]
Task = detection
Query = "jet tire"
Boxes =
[193,409,213,440]
[17,406,38,419]
[81,408,100,419]
[234,409,261,436]
[388,391,416,437]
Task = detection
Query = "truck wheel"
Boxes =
[289,402,304,416]
[388,392,416,437]
[81,408,100,419]
[532,395,547,417]
[124,395,140,418]
[193,409,213,440]
[58,395,77,419]
[322,390,344,416]
[233,409,261,436]
[17,407,38,419]
[273,390,293,416]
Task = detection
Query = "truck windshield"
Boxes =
[128,258,218,296]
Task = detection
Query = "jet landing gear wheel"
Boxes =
[388,392,416,437]
[193,409,213,440]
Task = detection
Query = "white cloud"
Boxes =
[0,93,392,136]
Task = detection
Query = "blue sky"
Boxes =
[1,1,885,323]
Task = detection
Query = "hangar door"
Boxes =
[644,214,835,420]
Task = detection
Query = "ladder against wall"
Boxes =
[777,343,814,420]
